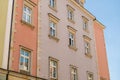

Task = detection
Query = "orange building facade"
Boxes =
[94,20,110,80]
[8,0,40,80]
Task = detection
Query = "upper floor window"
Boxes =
[87,71,94,80]
[49,0,57,11]
[70,66,78,80]
[49,57,58,80]
[23,6,32,24]
[67,5,75,23]
[68,26,77,51]
[69,32,75,47]
[85,41,90,54]
[48,13,60,42]
[83,35,92,58]
[20,48,30,72]
[82,16,89,32]
[50,21,56,37]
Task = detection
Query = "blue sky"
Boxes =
[85,0,120,80]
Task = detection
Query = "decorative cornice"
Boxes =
[24,0,37,7]
[68,0,95,19]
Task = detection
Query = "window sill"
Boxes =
[48,34,59,42]
[21,20,35,29]
[50,78,58,80]
[68,18,75,24]
[85,53,92,58]
[68,45,77,51]
[49,5,57,12]
[83,29,89,33]
[20,70,30,75]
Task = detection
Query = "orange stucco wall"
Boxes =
[94,21,110,80]
[10,0,38,76]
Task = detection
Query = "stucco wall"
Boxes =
[94,21,110,80]
[10,0,38,76]
[0,0,8,68]
[38,0,98,80]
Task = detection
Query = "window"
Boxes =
[22,6,32,24]
[82,16,89,32]
[87,72,93,80]
[85,41,90,54]
[67,5,75,23]
[70,66,78,80]
[83,35,92,58]
[50,21,56,37]
[49,0,56,11]
[48,13,60,42]
[68,26,77,51]
[49,57,58,80]
[20,49,30,72]
[69,33,75,47]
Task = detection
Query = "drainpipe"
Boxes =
[6,0,14,80]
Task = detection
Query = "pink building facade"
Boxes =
[37,0,99,80]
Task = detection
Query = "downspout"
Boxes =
[6,0,14,80]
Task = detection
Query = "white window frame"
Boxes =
[71,67,78,80]
[23,5,32,24]
[69,32,75,46]
[83,20,88,31]
[20,49,30,72]
[50,21,56,37]
[50,0,56,8]
[68,10,74,21]
[50,59,58,79]
[87,72,93,80]
[85,41,90,54]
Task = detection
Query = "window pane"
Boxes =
[20,49,24,55]
[53,67,57,78]
[25,52,29,57]
[25,58,29,70]
[23,6,32,23]
[20,56,24,65]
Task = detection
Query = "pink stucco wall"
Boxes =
[38,0,98,79]
[94,21,110,80]
[10,0,38,76]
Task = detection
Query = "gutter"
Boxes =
[6,0,15,80]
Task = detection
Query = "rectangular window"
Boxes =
[50,0,56,8]
[50,21,56,37]
[67,5,75,23]
[20,49,30,72]
[68,26,77,51]
[70,66,78,80]
[48,13,60,42]
[83,21,88,31]
[68,10,74,21]
[83,35,92,58]
[49,58,58,80]
[82,16,89,32]
[22,6,32,24]
[87,72,94,80]
[69,32,75,47]
[85,41,90,54]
